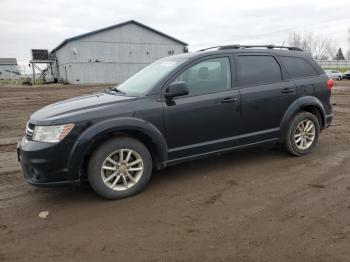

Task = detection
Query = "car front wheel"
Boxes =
[285,111,320,156]
[88,137,152,199]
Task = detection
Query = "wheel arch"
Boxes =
[67,117,168,180]
[280,96,326,136]
[299,104,324,128]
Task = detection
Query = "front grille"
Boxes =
[25,122,34,140]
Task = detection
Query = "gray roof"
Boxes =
[0,58,17,65]
[52,20,188,53]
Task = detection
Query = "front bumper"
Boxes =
[17,137,80,187]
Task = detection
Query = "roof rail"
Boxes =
[197,45,303,52]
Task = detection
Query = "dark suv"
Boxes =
[17,45,333,199]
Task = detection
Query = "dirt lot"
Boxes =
[0,83,350,262]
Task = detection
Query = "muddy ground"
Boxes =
[0,83,350,262]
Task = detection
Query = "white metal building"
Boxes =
[51,20,188,84]
[0,58,20,80]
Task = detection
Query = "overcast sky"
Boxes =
[1,0,349,70]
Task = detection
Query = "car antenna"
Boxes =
[280,41,285,49]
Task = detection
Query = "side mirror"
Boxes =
[164,81,189,99]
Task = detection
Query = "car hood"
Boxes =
[30,92,137,125]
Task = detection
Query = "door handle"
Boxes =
[221,96,238,103]
[281,88,294,94]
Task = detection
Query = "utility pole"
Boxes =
[31,62,36,84]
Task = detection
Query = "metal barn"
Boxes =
[51,20,188,84]
[0,58,20,80]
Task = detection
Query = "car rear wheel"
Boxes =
[88,137,152,199]
[285,111,320,156]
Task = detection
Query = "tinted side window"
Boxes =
[237,55,282,86]
[280,56,318,78]
[175,57,231,96]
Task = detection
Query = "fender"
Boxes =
[67,117,168,179]
[280,96,326,136]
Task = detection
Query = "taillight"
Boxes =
[326,79,334,90]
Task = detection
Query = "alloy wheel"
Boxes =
[100,149,144,191]
[294,119,316,150]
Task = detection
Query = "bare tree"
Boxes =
[288,32,336,60]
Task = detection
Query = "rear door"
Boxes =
[236,53,297,144]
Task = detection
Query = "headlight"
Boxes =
[32,123,75,143]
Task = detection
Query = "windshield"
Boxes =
[115,57,188,96]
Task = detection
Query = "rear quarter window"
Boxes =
[279,56,319,78]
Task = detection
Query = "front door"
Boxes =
[163,56,241,160]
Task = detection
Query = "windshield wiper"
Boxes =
[103,87,127,95]
[113,87,127,95]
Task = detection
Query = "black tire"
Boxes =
[285,111,320,156]
[88,137,152,199]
